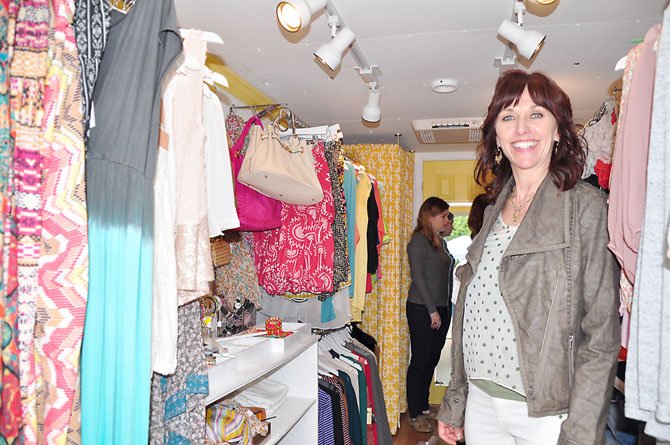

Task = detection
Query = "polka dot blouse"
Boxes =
[463,213,525,396]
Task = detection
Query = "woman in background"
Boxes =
[406,197,455,433]
[437,70,620,444]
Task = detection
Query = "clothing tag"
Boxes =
[367,408,372,425]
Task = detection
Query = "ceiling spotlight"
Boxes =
[497,0,546,60]
[362,82,381,123]
[314,26,355,71]
[527,0,557,4]
[276,0,327,33]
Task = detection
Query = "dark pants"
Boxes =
[406,302,450,418]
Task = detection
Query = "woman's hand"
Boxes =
[430,311,441,330]
[437,421,464,444]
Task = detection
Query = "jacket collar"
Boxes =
[466,174,570,267]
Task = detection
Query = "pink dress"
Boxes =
[254,141,335,295]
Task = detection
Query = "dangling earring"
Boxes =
[495,147,503,165]
[553,140,559,155]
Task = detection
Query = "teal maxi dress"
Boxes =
[80,0,182,443]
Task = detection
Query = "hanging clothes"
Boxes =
[351,169,371,321]
[607,25,660,285]
[152,83,179,375]
[73,0,111,137]
[149,300,208,445]
[80,1,182,443]
[202,87,239,235]
[172,29,213,306]
[0,1,19,442]
[581,97,617,188]
[36,0,89,442]
[9,0,50,440]
[625,8,670,441]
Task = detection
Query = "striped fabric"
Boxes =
[205,405,251,444]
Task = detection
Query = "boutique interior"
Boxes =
[0,0,669,444]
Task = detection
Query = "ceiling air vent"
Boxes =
[411,118,484,144]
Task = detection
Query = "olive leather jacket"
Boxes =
[437,176,621,445]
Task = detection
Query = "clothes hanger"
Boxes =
[614,54,627,72]
[178,28,224,46]
[109,0,136,14]
[203,67,229,88]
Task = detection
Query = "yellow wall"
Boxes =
[422,160,484,215]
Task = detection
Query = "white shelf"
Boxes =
[257,397,316,445]
[206,325,318,444]
[206,332,317,405]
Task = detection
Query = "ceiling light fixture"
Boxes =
[497,0,546,60]
[362,81,381,123]
[430,78,460,94]
[314,15,355,71]
[277,0,383,122]
[276,0,327,33]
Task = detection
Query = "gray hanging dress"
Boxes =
[80,0,182,443]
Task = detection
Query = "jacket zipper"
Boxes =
[568,333,575,388]
[530,276,560,399]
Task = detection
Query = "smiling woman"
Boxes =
[437,70,620,445]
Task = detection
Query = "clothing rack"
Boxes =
[230,103,308,128]
[313,323,351,336]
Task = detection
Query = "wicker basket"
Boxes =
[210,236,232,267]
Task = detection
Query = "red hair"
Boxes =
[475,70,586,201]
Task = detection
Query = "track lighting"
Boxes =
[361,82,381,123]
[314,26,355,71]
[276,0,327,33]
[497,0,546,60]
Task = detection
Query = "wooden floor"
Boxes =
[392,408,449,445]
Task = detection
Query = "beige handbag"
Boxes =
[237,112,323,205]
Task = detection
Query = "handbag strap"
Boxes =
[270,110,305,154]
[231,115,264,157]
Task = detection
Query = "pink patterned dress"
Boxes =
[254,141,335,295]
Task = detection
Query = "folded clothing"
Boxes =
[232,379,289,417]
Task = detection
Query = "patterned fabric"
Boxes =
[324,142,349,297]
[213,233,262,312]
[9,0,50,441]
[323,376,352,445]
[224,112,248,155]
[204,403,251,444]
[0,1,21,442]
[318,387,336,445]
[342,144,415,435]
[36,0,88,442]
[149,300,209,445]
[73,0,110,136]
[582,97,617,179]
[254,141,335,295]
[463,215,524,395]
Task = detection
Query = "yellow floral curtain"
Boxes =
[342,143,414,433]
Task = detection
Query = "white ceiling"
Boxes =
[174,0,667,153]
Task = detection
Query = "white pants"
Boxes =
[464,383,566,445]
